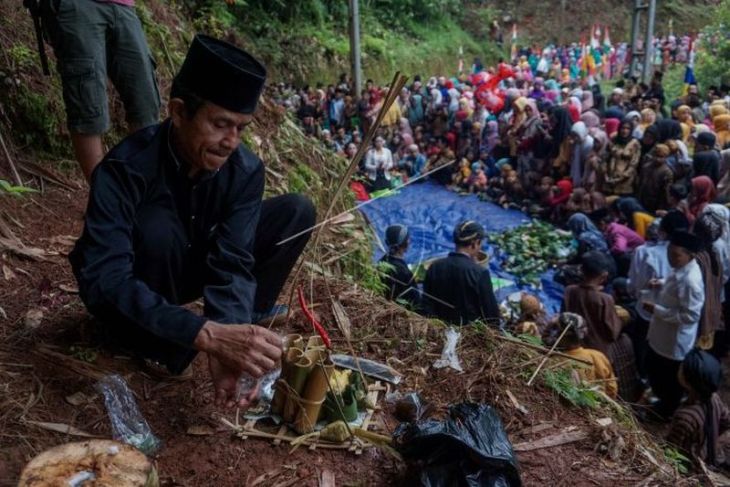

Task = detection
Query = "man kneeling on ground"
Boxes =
[70,35,316,409]
[423,220,500,326]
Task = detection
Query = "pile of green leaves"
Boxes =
[487,221,573,287]
[543,368,602,409]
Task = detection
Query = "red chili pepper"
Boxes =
[297,286,331,349]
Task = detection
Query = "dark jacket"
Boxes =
[70,120,264,350]
[379,254,419,308]
[423,252,500,326]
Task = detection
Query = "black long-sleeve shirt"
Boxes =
[423,252,500,326]
[69,120,264,349]
[379,253,420,308]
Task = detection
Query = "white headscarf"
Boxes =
[701,204,730,285]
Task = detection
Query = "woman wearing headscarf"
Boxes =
[481,120,499,154]
[713,113,730,149]
[507,96,529,157]
[604,118,621,138]
[709,101,729,121]
[605,120,642,196]
[614,197,655,239]
[567,213,609,255]
[693,211,726,351]
[581,90,595,113]
[677,105,695,131]
[668,349,730,466]
[515,98,545,187]
[549,107,575,177]
[580,110,601,130]
[701,204,730,357]
[636,108,657,139]
[686,176,717,224]
[428,88,444,117]
[569,121,594,188]
[567,96,582,123]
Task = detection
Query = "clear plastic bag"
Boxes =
[385,391,431,422]
[432,327,463,372]
[237,368,280,413]
[95,375,161,455]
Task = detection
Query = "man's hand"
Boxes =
[642,301,656,314]
[195,321,283,378]
[208,355,260,409]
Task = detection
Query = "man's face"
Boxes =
[667,243,692,269]
[171,100,253,175]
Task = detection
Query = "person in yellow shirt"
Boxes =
[381,88,403,138]
[547,312,619,398]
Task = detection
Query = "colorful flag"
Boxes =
[683,38,696,95]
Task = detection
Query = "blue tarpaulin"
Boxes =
[358,181,565,314]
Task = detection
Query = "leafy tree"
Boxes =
[696,0,730,87]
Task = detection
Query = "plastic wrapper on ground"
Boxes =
[432,327,463,372]
[393,403,521,487]
[331,354,402,384]
[95,375,161,455]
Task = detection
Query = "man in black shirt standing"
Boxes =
[423,221,500,326]
[70,35,316,409]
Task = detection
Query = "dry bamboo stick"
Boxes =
[526,323,572,386]
[0,128,22,186]
[493,333,592,365]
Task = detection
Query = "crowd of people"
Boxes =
[274,52,730,469]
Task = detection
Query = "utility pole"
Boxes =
[348,0,362,96]
[629,0,658,83]
[643,0,657,84]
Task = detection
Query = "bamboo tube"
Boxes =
[283,355,313,422]
[306,335,325,350]
[293,396,326,434]
[284,334,304,351]
[294,358,333,433]
[271,348,303,415]
[304,347,326,365]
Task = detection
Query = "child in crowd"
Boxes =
[544,312,618,398]
[468,163,488,193]
[563,251,642,401]
[453,159,472,189]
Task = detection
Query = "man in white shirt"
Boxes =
[644,231,705,419]
[628,211,689,378]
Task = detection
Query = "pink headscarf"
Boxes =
[580,111,601,129]
[525,98,539,118]
[581,90,594,112]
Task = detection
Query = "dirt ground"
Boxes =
[0,185,693,486]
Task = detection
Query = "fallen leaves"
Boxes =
[24,308,43,330]
[2,264,16,280]
[65,391,94,407]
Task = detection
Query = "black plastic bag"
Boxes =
[393,402,521,487]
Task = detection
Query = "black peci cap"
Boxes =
[385,224,409,248]
[172,34,267,114]
[670,230,703,254]
[453,220,485,245]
